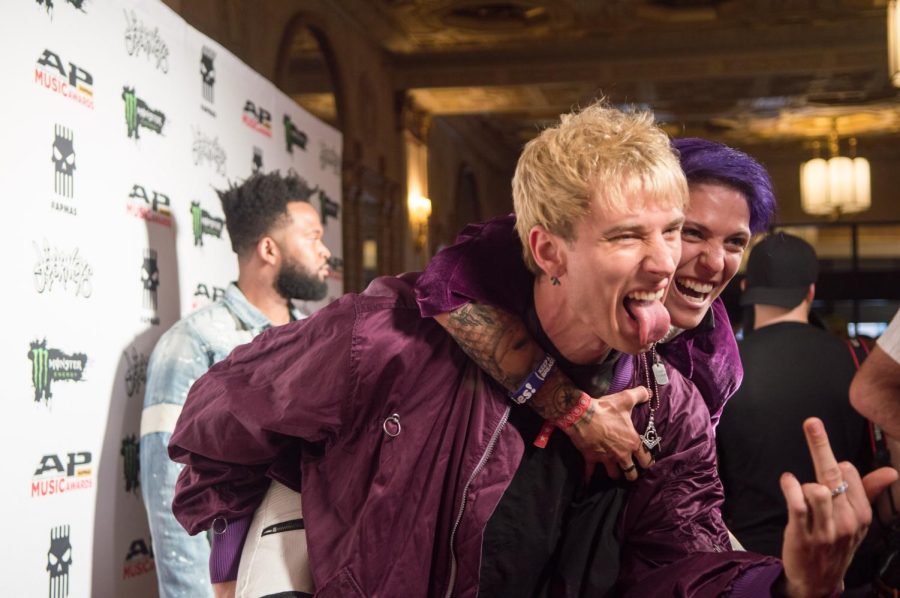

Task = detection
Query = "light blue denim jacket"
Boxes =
[139,283,303,598]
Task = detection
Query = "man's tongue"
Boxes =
[626,299,671,346]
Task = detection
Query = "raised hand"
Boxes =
[778,417,898,597]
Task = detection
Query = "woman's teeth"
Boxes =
[675,278,713,302]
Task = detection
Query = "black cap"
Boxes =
[741,232,818,308]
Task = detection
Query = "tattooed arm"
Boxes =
[436,303,652,479]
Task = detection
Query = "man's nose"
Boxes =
[645,233,678,277]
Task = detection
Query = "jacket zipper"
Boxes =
[444,405,511,598]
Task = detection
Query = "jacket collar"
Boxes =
[223,282,305,335]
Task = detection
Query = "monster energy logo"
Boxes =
[283,114,308,154]
[122,87,166,139]
[28,340,88,405]
[190,201,224,246]
[318,190,340,227]
[121,435,140,494]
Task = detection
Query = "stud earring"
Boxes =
[550,276,560,286]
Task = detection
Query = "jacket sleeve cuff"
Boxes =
[729,562,784,597]
[209,515,252,583]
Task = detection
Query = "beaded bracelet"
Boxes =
[508,353,556,405]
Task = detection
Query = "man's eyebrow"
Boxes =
[601,224,646,236]
[602,217,684,236]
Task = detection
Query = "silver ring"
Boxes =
[830,481,849,498]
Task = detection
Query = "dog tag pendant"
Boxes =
[652,361,668,385]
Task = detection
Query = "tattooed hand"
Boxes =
[562,386,652,481]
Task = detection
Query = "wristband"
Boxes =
[533,392,591,448]
[508,354,556,405]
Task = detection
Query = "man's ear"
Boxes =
[806,283,815,304]
[529,225,566,279]
[256,235,280,267]
[740,278,747,292]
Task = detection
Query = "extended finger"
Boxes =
[803,417,843,491]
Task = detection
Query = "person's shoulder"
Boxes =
[153,301,232,350]
[353,272,421,313]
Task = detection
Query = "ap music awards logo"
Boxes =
[141,249,160,325]
[284,114,308,154]
[123,346,148,399]
[200,46,216,116]
[242,100,272,137]
[47,525,74,598]
[190,201,225,246]
[122,537,155,580]
[28,339,88,406]
[121,435,140,494]
[32,451,93,498]
[126,183,172,227]
[122,87,166,140]
[33,239,93,298]
[34,49,93,110]
[192,128,227,175]
[123,9,169,73]
[192,282,225,310]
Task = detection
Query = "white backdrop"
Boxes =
[1,1,342,596]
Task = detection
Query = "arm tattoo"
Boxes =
[443,303,585,420]
[532,374,583,420]
[445,303,530,391]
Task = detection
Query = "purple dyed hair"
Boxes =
[672,137,776,234]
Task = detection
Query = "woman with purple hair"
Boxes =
[413,137,781,595]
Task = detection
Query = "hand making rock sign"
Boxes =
[777,417,898,597]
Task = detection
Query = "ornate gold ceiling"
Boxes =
[283,0,900,148]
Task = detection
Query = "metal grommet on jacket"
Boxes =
[211,516,228,535]
[382,413,401,437]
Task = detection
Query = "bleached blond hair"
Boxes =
[513,100,689,273]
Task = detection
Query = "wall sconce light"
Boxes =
[890,0,900,86]
[800,126,871,219]
[408,195,432,253]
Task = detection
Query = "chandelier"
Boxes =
[799,126,871,218]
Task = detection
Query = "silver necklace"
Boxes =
[639,344,666,452]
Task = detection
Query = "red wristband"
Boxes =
[533,393,591,448]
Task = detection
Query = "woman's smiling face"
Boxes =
[665,182,752,330]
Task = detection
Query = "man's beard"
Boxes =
[275,256,328,301]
